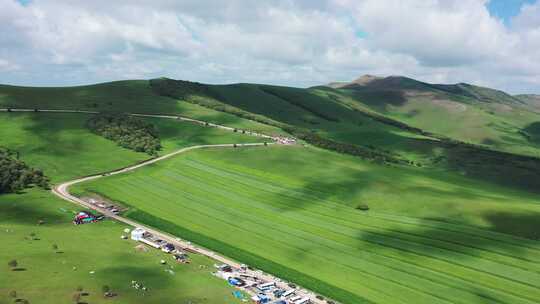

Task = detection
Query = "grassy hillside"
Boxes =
[149,78,540,194]
[0,189,244,304]
[516,94,540,112]
[318,76,540,158]
[0,81,283,136]
[73,145,540,304]
[0,111,260,304]
[0,112,256,182]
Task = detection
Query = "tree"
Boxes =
[8,259,17,270]
[52,244,59,252]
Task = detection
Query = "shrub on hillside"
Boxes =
[86,113,161,155]
[0,148,49,194]
[356,204,369,211]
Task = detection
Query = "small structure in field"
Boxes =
[73,211,103,225]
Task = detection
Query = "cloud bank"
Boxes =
[0,0,539,93]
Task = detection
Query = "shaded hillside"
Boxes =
[149,78,540,194]
[319,75,540,158]
[2,78,540,193]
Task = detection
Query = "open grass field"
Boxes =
[0,112,260,303]
[0,81,284,136]
[0,189,244,304]
[73,145,540,304]
[0,112,257,182]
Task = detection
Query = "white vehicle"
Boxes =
[257,282,276,292]
[289,296,302,302]
[294,297,310,304]
[282,289,295,298]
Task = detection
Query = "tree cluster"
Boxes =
[286,129,406,165]
[0,148,49,194]
[86,113,162,155]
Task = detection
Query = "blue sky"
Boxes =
[487,0,536,23]
[1,0,540,93]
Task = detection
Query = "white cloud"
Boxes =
[0,59,20,72]
[0,0,539,93]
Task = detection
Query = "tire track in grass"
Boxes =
[199,158,540,261]
[104,163,536,304]
[171,176,533,304]
[170,158,540,300]
[184,158,540,273]
[111,177,406,304]
[194,152,540,256]
[175,163,540,303]
[111,169,461,304]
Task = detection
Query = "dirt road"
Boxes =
[3,108,326,303]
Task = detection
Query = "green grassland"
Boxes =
[0,81,283,136]
[73,145,540,304]
[0,112,256,182]
[0,189,244,304]
[148,78,540,194]
[0,111,261,303]
[318,77,540,158]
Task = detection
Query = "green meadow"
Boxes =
[73,145,540,304]
[0,112,256,182]
[0,112,259,303]
[0,189,244,304]
[0,81,283,136]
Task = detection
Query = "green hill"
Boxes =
[318,75,540,158]
[3,78,540,193]
[146,78,540,194]
[1,78,540,304]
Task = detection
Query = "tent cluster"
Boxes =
[73,211,103,225]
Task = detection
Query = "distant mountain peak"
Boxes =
[350,74,383,86]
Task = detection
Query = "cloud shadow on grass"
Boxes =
[483,211,540,241]
[0,197,66,225]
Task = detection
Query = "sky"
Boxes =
[1,0,539,94]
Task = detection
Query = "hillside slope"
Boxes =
[318,75,540,158]
[2,79,540,194]
[149,78,540,194]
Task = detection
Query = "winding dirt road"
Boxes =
[2,108,326,303]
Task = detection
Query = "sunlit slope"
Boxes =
[74,145,540,304]
[150,78,540,195]
[3,78,540,194]
[0,112,255,182]
[318,75,540,158]
[0,81,282,135]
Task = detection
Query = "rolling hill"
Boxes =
[3,78,540,195]
[318,75,540,158]
[1,77,540,304]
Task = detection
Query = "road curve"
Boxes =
[0,108,276,139]
[51,142,325,303]
[3,107,325,303]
